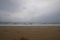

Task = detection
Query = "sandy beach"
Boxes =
[0,25,60,40]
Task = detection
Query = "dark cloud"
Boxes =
[0,0,22,12]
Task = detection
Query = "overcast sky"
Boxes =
[0,0,60,23]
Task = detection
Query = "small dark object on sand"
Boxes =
[20,37,28,40]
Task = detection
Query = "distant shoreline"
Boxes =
[0,24,60,26]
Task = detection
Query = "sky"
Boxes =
[0,0,60,23]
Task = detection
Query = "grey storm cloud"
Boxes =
[0,0,60,23]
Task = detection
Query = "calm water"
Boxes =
[0,24,60,26]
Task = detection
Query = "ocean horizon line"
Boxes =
[0,24,60,26]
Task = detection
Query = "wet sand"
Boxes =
[0,26,60,40]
